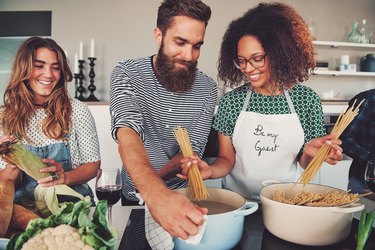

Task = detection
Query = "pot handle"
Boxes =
[329,203,365,213]
[234,201,259,217]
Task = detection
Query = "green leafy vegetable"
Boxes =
[356,209,375,250]
[6,200,116,250]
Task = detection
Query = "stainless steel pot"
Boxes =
[260,182,364,246]
[173,188,258,250]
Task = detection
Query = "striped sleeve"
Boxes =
[110,61,144,143]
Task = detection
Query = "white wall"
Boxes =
[86,104,122,203]
[1,0,375,101]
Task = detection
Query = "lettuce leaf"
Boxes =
[7,200,116,250]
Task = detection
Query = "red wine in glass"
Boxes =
[96,185,122,206]
[95,168,122,225]
[364,159,375,192]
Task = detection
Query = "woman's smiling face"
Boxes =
[29,47,61,104]
[237,35,272,95]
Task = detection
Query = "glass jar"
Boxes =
[347,21,362,43]
[360,19,373,44]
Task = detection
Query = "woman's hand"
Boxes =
[37,159,66,187]
[304,134,343,165]
[0,135,21,181]
[0,135,17,167]
[176,154,212,180]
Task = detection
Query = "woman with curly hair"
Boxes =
[0,37,100,204]
[179,2,343,200]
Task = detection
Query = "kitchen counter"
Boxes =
[113,197,375,250]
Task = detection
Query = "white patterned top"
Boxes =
[0,99,100,169]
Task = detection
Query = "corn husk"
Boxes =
[0,142,50,180]
[0,140,86,215]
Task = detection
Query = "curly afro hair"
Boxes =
[218,2,316,90]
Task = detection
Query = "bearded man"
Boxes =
[109,0,217,244]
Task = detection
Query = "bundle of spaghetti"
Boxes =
[173,126,209,201]
[298,99,365,185]
[272,190,359,207]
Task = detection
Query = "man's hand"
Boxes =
[147,189,207,239]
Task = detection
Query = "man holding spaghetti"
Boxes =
[109,0,216,242]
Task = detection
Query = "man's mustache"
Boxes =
[174,59,195,68]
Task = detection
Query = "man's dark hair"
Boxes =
[157,0,211,34]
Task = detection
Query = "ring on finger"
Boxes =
[51,172,60,181]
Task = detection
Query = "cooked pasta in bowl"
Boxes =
[260,182,364,246]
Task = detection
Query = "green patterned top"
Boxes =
[213,84,326,144]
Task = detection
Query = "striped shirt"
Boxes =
[110,56,217,200]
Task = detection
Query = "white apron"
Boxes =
[222,87,305,201]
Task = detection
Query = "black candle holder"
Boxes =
[86,57,99,101]
[73,73,79,99]
[77,60,86,101]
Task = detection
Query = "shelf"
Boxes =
[312,69,375,76]
[313,40,375,49]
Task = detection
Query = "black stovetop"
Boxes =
[119,208,375,250]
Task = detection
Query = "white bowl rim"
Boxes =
[260,182,361,209]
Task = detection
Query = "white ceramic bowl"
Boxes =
[260,182,364,246]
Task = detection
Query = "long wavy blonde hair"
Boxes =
[1,37,73,141]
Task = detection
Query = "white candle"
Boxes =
[74,53,79,74]
[90,38,95,57]
[79,41,83,60]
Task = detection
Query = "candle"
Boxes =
[79,41,83,60]
[90,38,95,57]
[74,53,79,74]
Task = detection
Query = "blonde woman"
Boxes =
[0,37,100,205]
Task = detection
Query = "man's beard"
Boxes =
[154,45,197,92]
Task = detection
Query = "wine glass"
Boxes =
[364,158,375,193]
[95,168,122,225]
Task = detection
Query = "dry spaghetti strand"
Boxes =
[298,99,365,185]
[173,126,209,201]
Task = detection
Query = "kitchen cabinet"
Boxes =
[299,156,352,191]
[319,159,352,190]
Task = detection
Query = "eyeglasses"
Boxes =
[233,53,267,70]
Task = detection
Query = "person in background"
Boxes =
[341,88,375,197]
[110,0,216,240]
[0,36,100,205]
[179,2,343,201]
